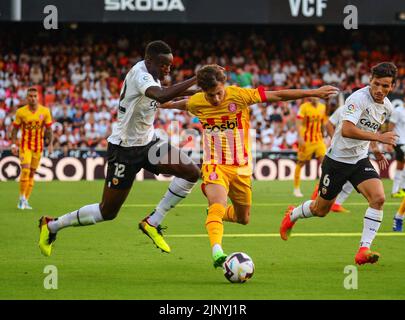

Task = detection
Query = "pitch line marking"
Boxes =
[123,202,401,208]
[164,232,405,238]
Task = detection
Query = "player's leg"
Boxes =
[293,158,306,197]
[204,182,229,268]
[331,182,353,213]
[393,198,405,232]
[38,143,136,256]
[354,178,384,265]
[17,150,32,209]
[227,173,252,225]
[24,152,41,209]
[310,143,326,200]
[349,158,385,265]
[392,145,404,197]
[139,142,199,252]
[280,156,346,240]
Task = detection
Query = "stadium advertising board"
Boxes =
[3,0,404,24]
[0,152,397,181]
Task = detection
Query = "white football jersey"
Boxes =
[108,60,161,147]
[389,105,405,145]
[327,86,393,164]
[328,105,344,127]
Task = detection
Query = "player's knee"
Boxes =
[237,216,250,225]
[369,194,385,209]
[185,165,200,183]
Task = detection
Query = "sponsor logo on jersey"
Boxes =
[365,167,376,172]
[25,122,43,130]
[105,0,185,11]
[359,118,380,131]
[203,119,239,132]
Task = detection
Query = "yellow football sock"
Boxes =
[399,198,405,216]
[25,177,35,200]
[294,163,302,189]
[19,168,30,198]
[205,203,226,248]
[223,205,237,222]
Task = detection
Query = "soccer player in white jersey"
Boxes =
[38,41,201,256]
[389,100,405,198]
[280,62,398,265]
[325,105,354,213]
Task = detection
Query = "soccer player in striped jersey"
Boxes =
[10,87,53,210]
[293,98,327,197]
[163,64,338,268]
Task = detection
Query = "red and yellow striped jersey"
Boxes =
[12,105,52,152]
[187,86,266,167]
[297,101,326,143]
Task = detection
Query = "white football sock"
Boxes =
[335,182,354,205]
[360,207,383,248]
[392,169,402,194]
[290,200,314,222]
[147,177,196,227]
[401,170,405,189]
[395,212,404,220]
[48,203,104,233]
[212,244,223,257]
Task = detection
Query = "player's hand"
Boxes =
[11,144,18,156]
[377,132,398,146]
[315,86,339,99]
[374,152,389,171]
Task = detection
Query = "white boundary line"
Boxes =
[123,202,402,208]
[165,232,405,238]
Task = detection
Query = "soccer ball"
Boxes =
[223,252,255,283]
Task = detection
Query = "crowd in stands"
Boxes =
[0,24,404,154]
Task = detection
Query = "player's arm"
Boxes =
[44,110,54,154]
[341,120,397,145]
[296,118,305,146]
[10,126,19,155]
[145,77,197,103]
[325,121,335,138]
[10,111,22,155]
[159,99,188,110]
[264,85,339,102]
[370,140,389,170]
[44,126,53,150]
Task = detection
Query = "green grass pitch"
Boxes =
[0,179,404,300]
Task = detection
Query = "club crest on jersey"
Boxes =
[209,172,218,180]
[39,114,44,120]
[228,103,237,112]
[381,112,387,122]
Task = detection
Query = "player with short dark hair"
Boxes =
[11,87,53,210]
[38,40,200,256]
[280,62,399,265]
[163,64,338,268]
